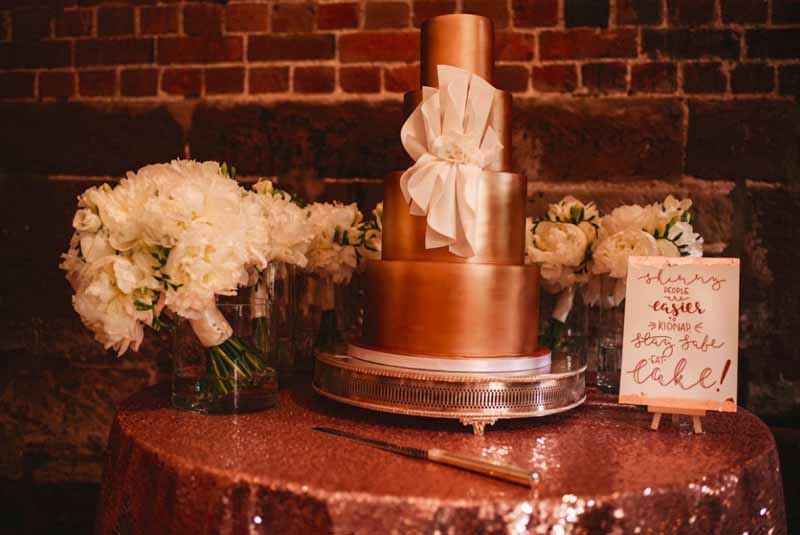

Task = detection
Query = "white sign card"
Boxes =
[618,256,740,412]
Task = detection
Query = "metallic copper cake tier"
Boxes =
[361,259,540,357]
[421,14,494,86]
[381,171,526,265]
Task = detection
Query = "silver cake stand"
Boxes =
[313,350,586,435]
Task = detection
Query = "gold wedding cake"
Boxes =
[351,14,549,373]
[314,15,585,433]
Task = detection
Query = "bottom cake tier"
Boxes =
[360,259,542,358]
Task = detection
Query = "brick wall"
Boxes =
[0,0,799,100]
[1,0,799,511]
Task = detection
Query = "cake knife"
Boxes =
[312,427,533,487]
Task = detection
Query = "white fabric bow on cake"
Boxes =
[399,65,504,257]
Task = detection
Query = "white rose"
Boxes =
[656,239,681,257]
[592,229,658,279]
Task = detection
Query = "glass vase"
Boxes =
[592,276,625,394]
[251,262,296,381]
[539,288,589,370]
[172,302,279,414]
[293,272,347,373]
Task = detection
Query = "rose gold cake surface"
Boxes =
[420,14,493,86]
[381,171,526,265]
[96,384,787,535]
[359,13,545,364]
[361,260,540,357]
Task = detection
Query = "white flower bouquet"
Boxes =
[526,196,599,348]
[587,195,703,307]
[61,160,275,406]
[527,195,704,349]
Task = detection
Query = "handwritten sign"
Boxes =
[618,256,740,412]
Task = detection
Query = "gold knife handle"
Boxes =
[427,448,533,487]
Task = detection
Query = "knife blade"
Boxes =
[312,427,533,487]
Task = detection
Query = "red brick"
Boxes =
[773,0,800,23]
[731,62,773,94]
[668,0,715,26]
[272,2,315,33]
[512,0,558,27]
[540,29,636,60]
[565,0,609,28]
[617,0,662,25]
[294,66,335,94]
[98,6,134,37]
[0,71,34,98]
[205,66,244,95]
[494,64,528,92]
[78,69,116,97]
[12,7,51,41]
[746,29,800,60]
[682,62,726,94]
[642,29,740,59]
[582,62,627,93]
[121,68,158,97]
[140,6,179,35]
[76,38,153,66]
[339,32,418,62]
[158,36,242,64]
[413,1,456,27]
[1,41,71,68]
[340,66,381,93]
[183,3,222,36]
[721,0,767,23]
[248,34,334,61]
[495,31,534,61]
[365,2,410,29]
[225,3,269,33]
[532,64,578,92]
[55,8,92,37]
[39,71,75,98]
[384,64,419,92]
[463,0,509,28]
[317,3,359,30]
[779,64,800,97]
[631,62,676,93]
[249,66,289,94]
[162,68,201,97]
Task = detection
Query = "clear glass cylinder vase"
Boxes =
[251,262,296,381]
[293,272,347,373]
[592,276,625,394]
[172,303,279,414]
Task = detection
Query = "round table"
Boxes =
[96,383,786,535]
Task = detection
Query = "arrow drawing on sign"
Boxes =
[695,322,704,333]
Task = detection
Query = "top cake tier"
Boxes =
[420,14,494,86]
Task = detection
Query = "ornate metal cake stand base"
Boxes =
[313,351,586,435]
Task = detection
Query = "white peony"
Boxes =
[592,229,659,279]
[529,221,588,268]
[597,204,650,238]
[68,254,161,355]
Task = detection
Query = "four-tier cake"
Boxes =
[314,14,585,433]
[351,13,550,373]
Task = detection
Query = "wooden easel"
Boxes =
[648,406,706,434]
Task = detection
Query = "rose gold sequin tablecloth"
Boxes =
[96,383,786,535]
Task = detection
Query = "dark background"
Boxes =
[1,0,799,533]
